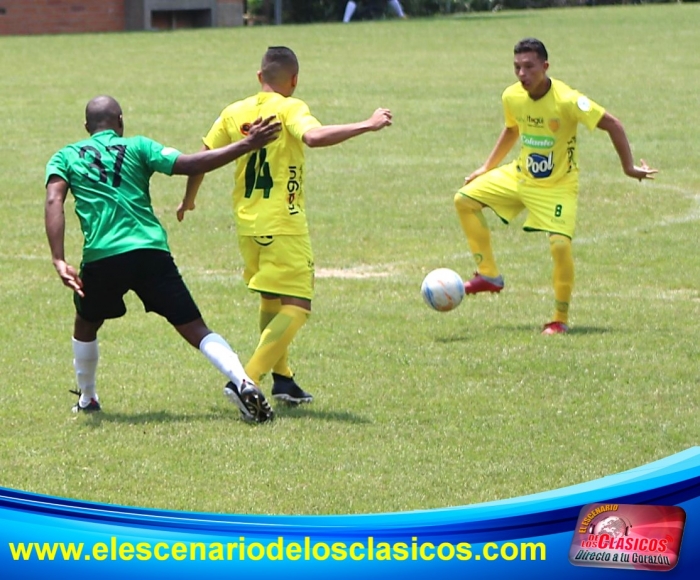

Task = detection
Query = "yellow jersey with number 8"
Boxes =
[503,78,605,186]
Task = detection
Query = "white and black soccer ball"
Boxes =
[420,268,465,312]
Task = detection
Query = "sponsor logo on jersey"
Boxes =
[577,96,591,112]
[527,152,554,178]
[527,115,544,128]
[522,134,555,149]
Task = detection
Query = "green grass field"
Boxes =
[0,4,698,515]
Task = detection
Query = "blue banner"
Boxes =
[2,447,699,578]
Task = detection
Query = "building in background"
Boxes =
[0,0,246,35]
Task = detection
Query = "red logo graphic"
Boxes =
[569,503,686,571]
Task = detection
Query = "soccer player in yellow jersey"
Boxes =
[178,46,392,404]
[454,38,657,335]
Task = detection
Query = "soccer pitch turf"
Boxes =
[0,4,698,515]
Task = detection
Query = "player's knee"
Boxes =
[549,234,572,259]
[454,193,483,214]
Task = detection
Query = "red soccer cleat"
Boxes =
[464,272,504,295]
[541,321,569,335]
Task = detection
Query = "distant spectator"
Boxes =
[343,1,406,22]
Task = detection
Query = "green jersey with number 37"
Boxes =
[45,130,181,263]
[203,92,322,237]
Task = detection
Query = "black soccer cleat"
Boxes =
[271,373,314,405]
[224,380,274,423]
[69,389,101,413]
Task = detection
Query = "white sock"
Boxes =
[72,337,99,406]
[199,333,251,390]
[343,1,356,22]
[388,0,405,17]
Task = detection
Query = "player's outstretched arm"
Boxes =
[175,116,281,222]
[302,108,392,148]
[597,113,658,181]
[173,116,281,176]
[45,175,84,297]
[464,125,519,185]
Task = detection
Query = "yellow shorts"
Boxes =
[457,161,579,238]
[237,234,315,300]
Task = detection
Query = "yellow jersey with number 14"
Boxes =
[204,91,322,236]
[503,78,606,187]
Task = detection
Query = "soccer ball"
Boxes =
[420,268,465,312]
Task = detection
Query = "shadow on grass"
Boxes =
[74,410,224,426]
[271,406,371,424]
[493,324,614,335]
[74,407,370,426]
[447,12,530,22]
[434,325,615,340]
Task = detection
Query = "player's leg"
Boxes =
[547,233,574,333]
[132,249,272,421]
[453,163,523,293]
[387,0,406,18]
[520,184,577,334]
[72,314,103,412]
[343,1,357,22]
[241,235,314,404]
[69,253,132,413]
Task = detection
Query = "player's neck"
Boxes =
[528,77,551,101]
[260,83,292,98]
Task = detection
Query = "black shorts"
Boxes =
[74,249,201,326]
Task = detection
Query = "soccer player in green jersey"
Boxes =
[177,46,392,405]
[454,38,657,335]
[45,95,281,422]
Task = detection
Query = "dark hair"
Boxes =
[261,46,299,84]
[514,38,548,61]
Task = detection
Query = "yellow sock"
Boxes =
[549,234,574,324]
[258,298,292,377]
[454,193,499,277]
[245,305,309,383]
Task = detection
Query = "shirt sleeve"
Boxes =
[285,100,322,141]
[141,137,182,176]
[45,150,68,186]
[502,90,518,128]
[569,91,606,131]
[204,113,235,150]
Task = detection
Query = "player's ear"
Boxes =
[84,121,90,134]
[257,70,263,83]
[118,115,123,128]
[291,73,298,89]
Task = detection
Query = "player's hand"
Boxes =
[464,166,488,185]
[54,260,84,297]
[176,199,195,222]
[626,159,658,181]
[245,116,282,149]
[368,108,392,131]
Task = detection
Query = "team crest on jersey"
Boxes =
[548,118,560,132]
[240,122,251,136]
[527,152,554,178]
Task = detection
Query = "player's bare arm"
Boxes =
[177,146,209,222]
[173,116,280,176]
[176,116,281,221]
[597,113,658,181]
[45,175,84,297]
[464,125,520,185]
[302,108,392,148]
